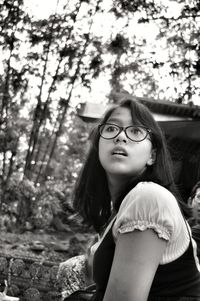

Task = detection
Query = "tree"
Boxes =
[0,0,200,219]
[23,0,104,182]
[0,0,31,207]
[108,0,200,103]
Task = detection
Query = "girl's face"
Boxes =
[192,188,200,207]
[98,107,155,186]
[192,188,200,222]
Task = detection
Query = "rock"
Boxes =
[23,287,41,301]
[11,259,25,276]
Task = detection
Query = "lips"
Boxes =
[112,147,128,157]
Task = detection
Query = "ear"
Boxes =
[187,197,193,207]
[147,149,156,166]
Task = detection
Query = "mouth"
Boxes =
[112,148,128,157]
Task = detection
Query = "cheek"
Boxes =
[192,200,198,209]
[193,200,200,207]
[134,142,153,160]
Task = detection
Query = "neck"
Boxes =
[107,175,130,204]
[107,170,148,205]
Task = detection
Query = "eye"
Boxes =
[103,124,118,133]
[195,194,200,201]
[130,127,143,134]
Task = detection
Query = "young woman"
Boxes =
[72,98,200,301]
[188,181,200,226]
[187,181,200,261]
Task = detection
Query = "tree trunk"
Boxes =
[30,57,63,173]
[23,1,83,179]
[34,115,60,184]
[41,0,102,182]
[24,16,56,178]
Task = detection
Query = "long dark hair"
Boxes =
[73,98,184,233]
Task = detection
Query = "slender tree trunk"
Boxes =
[1,51,13,188]
[31,57,62,171]
[0,19,19,208]
[23,0,82,179]
[24,15,57,178]
[6,137,20,185]
[30,1,84,179]
[34,110,62,184]
[41,0,102,182]
[2,152,6,183]
[41,99,70,183]
[1,54,11,122]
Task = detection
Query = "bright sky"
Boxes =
[24,0,181,18]
[24,0,59,19]
[24,0,113,19]
[23,0,200,106]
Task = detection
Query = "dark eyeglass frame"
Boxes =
[98,123,151,142]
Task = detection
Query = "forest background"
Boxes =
[0,0,200,235]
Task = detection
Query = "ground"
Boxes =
[0,228,94,300]
[0,227,94,263]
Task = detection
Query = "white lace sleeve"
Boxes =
[112,182,190,264]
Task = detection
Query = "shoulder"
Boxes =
[119,181,179,215]
[112,182,190,264]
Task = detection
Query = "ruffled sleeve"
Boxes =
[112,182,190,264]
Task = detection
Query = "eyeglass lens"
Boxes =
[99,124,148,141]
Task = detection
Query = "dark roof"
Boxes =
[77,97,200,122]
[159,120,200,143]
[136,97,200,119]
[77,98,200,143]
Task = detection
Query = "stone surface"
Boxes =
[0,253,60,300]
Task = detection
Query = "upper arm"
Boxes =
[102,183,185,301]
[103,229,166,301]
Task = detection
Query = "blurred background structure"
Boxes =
[0,1,200,299]
[0,0,200,236]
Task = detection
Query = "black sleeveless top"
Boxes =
[92,223,200,301]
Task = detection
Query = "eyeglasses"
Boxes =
[98,123,151,142]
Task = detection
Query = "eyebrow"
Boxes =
[106,118,142,126]
[106,118,136,126]
[106,118,123,124]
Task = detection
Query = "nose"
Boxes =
[114,129,127,143]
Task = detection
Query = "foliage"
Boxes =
[0,177,36,230]
[0,175,84,232]
[109,0,200,103]
[0,0,200,231]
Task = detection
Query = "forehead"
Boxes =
[107,107,132,123]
